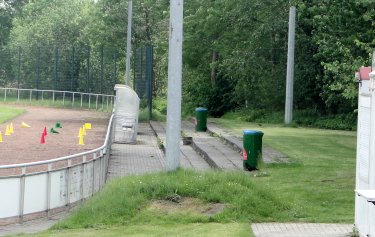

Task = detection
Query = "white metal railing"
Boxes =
[0,88,115,112]
[0,111,114,224]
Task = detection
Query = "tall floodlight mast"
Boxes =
[284,6,296,124]
[125,0,133,86]
[166,0,184,171]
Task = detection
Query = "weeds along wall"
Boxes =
[0,46,119,95]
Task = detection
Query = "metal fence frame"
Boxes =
[0,88,115,224]
[0,88,114,112]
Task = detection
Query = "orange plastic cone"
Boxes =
[5,125,11,136]
[0,131,3,142]
[40,133,46,144]
[10,123,14,134]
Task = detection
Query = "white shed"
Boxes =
[355,66,375,237]
[113,84,140,144]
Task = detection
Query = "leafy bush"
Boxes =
[222,107,357,130]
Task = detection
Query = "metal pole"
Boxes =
[113,49,117,92]
[54,46,58,90]
[71,46,75,91]
[101,45,104,94]
[18,47,21,89]
[125,0,133,86]
[87,47,90,93]
[166,0,184,171]
[284,6,296,125]
[36,47,40,100]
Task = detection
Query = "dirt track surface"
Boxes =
[0,105,110,166]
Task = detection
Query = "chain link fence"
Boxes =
[0,46,118,95]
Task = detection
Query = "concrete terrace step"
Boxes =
[181,121,243,170]
[150,121,243,170]
[149,121,211,171]
[207,121,289,164]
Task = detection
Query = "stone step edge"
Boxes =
[149,121,221,169]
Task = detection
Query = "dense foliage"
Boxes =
[0,0,374,126]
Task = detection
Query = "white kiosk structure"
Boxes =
[113,84,140,144]
[355,65,375,237]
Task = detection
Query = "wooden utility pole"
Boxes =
[166,0,184,171]
[285,6,296,124]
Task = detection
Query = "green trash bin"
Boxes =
[243,130,264,171]
[195,107,208,132]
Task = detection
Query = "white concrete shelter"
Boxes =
[355,66,375,237]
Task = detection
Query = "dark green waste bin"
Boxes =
[243,130,264,171]
[195,107,208,132]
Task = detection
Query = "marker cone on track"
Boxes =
[78,134,84,145]
[40,133,46,144]
[5,125,11,136]
[84,123,92,129]
[55,122,62,128]
[82,126,86,136]
[50,128,59,134]
[9,123,14,134]
[43,127,47,136]
[78,127,83,137]
[21,122,31,128]
[0,132,3,142]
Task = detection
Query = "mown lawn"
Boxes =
[0,106,25,124]
[11,118,356,236]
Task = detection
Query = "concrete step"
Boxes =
[181,121,242,170]
[206,121,289,164]
[149,121,211,171]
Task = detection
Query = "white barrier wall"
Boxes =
[113,84,140,144]
[355,68,375,237]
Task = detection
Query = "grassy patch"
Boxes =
[19,223,252,237]
[213,118,356,223]
[8,117,356,236]
[53,170,294,230]
[0,106,25,124]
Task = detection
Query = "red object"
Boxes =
[40,133,46,144]
[359,67,372,80]
[43,127,47,136]
[242,148,248,161]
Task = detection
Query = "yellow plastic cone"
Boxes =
[78,134,84,145]
[82,126,86,136]
[21,122,31,128]
[84,123,92,129]
[5,125,11,136]
[0,131,3,142]
[9,123,14,134]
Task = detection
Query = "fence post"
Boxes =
[146,46,153,120]
[101,45,104,94]
[54,46,58,91]
[87,47,90,93]
[133,48,136,90]
[18,47,21,89]
[36,47,40,100]
[71,46,75,92]
[113,49,117,92]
